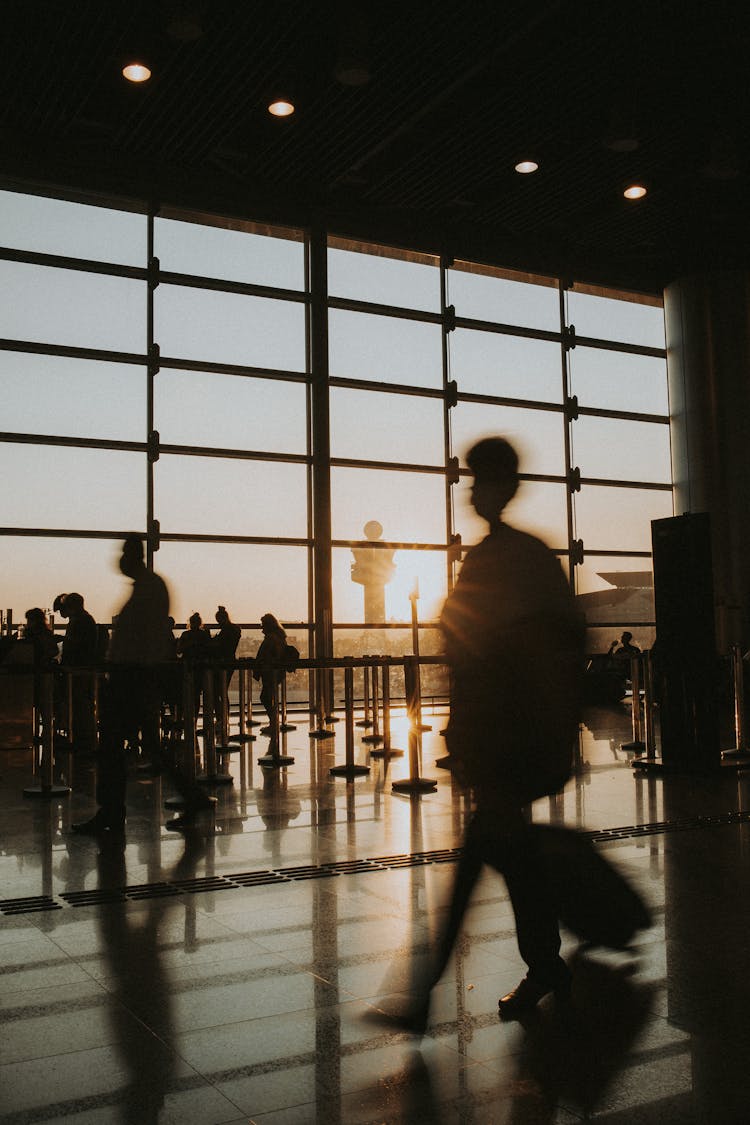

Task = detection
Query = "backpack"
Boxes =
[283,643,300,672]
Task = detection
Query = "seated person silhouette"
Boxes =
[609,631,641,661]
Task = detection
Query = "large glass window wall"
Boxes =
[1,189,672,663]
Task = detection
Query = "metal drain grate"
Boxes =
[0,895,62,915]
[5,812,750,916]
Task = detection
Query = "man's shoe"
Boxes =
[498,962,571,1021]
[71,812,125,837]
[165,797,216,832]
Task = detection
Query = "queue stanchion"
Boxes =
[228,663,255,744]
[165,662,198,809]
[356,661,373,728]
[310,664,335,739]
[722,644,750,762]
[258,675,295,768]
[24,669,70,798]
[362,658,383,745]
[197,667,233,786]
[370,658,404,759]
[216,668,230,753]
[392,658,437,793]
[279,672,296,732]
[621,655,645,752]
[633,650,658,770]
[331,662,370,779]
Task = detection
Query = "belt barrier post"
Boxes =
[362,658,383,745]
[356,661,373,728]
[633,650,658,770]
[279,673,296,732]
[392,658,437,793]
[258,676,295,767]
[197,668,233,786]
[330,662,370,779]
[228,664,256,744]
[310,664,335,739]
[369,658,404,759]
[165,662,197,809]
[24,669,70,797]
[723,644,750,762]
[621,655,645,752]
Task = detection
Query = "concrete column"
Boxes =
[664,272,750,650]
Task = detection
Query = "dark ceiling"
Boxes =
[2,0,749,293]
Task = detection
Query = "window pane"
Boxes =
[569,347,668,413]
[331,468,446,543]
[155,370,307,454]
[156,542,309,623]
[0,445,145,530]
[0,190,146,266]
[330,387,444,465]
[576,556,655,632]
[572,417,672,483]
[566,290,665,348]
[451,402,565,477]
[328,244,440,313]
[154,286,306,370]
[0,536,134,625]
[332,627,449,710]
[449,329,562,402]
[1,262,146,352]
[155,456,308,538]
[1,352,145,441]
[454,478,569,551]
[332,546,448,623]
[329,309,442,388]
[574,485,673,552]
[154,217,305,289]
[448,264,559,331]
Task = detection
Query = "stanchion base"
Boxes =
[632,755,731,774]
[309,728,336,739]
[325,715,341,723]
[369,747,404,758]
[279,723,297,732]
[392,777,438,793]
[164,795,186,809]
[227,733,257,743]
[24,783,72,798]
[258,753,295,768]
[196,773,234,786]
[362,734,383,744]
[217,745,241,755]
[330,763,370,778]
[355,720,373,728]
[621,740,645,753]
[722,748,750,762]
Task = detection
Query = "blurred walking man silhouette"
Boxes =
[409,437,585,1024]
[72,535,172,837]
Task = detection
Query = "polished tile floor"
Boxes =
[3,700,750,1123]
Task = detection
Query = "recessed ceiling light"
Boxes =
[624,184,647,200]
[122,62,152,83]
[515,160,539,174]
[268,99,295,117]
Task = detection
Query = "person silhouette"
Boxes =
[610,630,641,661]
[404,436,585,1025]
[57,592,98,752]
[71,535,211,837]
[177,611,212,715]
[253,613,287,746]
[211,605,241,734]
